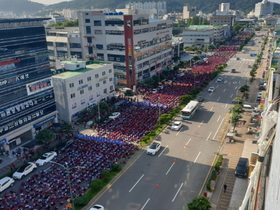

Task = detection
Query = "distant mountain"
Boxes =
[0,0,44,14]
[46,0,263,14]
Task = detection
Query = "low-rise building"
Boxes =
[52,59,115,122]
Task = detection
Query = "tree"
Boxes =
[230,112,243,131]
[230,104,244,114]
[179,95,193,105]
[60,121,74,134]
[99,102,109,113]
[239,85,249,93]
[187,196,211,210]
[35,129,55,145]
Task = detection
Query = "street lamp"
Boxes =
[50,161,84,209]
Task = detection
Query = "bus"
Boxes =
[181,100,200,120]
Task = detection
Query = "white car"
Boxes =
[208,87,215,92]
[109,112,120,120]
[146,141,162,155]
[171,121,183,131]
[216,77,223,82]
[35,151,57,166]
[89,204,104,210]
[12,162,37,179]
[0,177,15,192]
[152,88,158,93]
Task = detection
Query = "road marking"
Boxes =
[129,174,144,192]
[210,107,213,111]
[225,103,228,108]
[230,94,233,98]
[198,120,204,128]
[187,138,192,145]
[172,183,184,202]
[158,145,168,157]
[223,89,226,92]
[141,198,150,210]
[206,132,212,141]
[217,97,220,101]
[176,127,182,136]
[217,115,221,122]
[213,118,225,140]
[216,85,219,88]
[194,151,201,163]
[166,162,176,175]
[236,90,239,95]
[235,86,237,90]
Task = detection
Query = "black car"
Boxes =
[57,140,74,152]
[235,157,249,178]
[196,96,204,102]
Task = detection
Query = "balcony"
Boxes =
[84,43,95,48]
[86,54,96,58]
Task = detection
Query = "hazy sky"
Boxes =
[30,0,72,5]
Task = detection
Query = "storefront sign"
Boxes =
[0,139,6,146]
[26,78,53,95]
[33,114,56,128]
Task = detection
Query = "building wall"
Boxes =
[183,27,215,47]
[52,63,114,122]
[183,6,196,19]
[255,0,274,18]
[78,11,173,87]
[0,18,57,150]
[219,3,230,12]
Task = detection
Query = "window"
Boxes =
[85,19,90,23]
[88,47,93,54]
[80,90,84,94]
[70,43,81,48]
[47,42,53,46]
[56,42,67,47]
[110,85,114,90]
[86,26,91,34]
[96,83,100,87]
[109,69,112,73]
[70,93,75,98]
[94,20,102,26]
[79,79,83,84]
[87,37,92,43]
[103,88,107,94]
[102,71,106,76]
[87,77,91,81]
[96,44,103,50]
[95,30,102,34]
[109,77,113,82]
[103,80,106,84]
[69,83,74,88]
[88,86,92,91]
[95,74,99,78]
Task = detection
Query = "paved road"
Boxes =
[89,53,257,209]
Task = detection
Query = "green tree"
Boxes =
[60,121,74,134]
[99,102,109,113]
[187,196,211,210]
[230,104,244,114]
[179,95,193,105]
[239,85,249,92]
[35,129,55,145]
[230,112,243,131]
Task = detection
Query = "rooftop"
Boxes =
[0,18,50,23]
[188,25,212,29]
[52,61,111,79]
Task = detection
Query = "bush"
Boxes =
[111,163,122,172]
[90,179,102,191]
[102,170,110,181]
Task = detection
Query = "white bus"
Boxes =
[181,100,200,120]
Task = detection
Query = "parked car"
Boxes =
[235,158,249,178]
[231,69,236,73]
[109,112,121,120]
[216,77,223,82]
[89,204,105,210]
[208,87,215,93]
[12,162,37,179]
[35,151,57,166]
[158,85,164,89]
[0,177,15,192]
[171,121,183,131]
[57,139,74,152]
[152,89,158,93]
[100,118,113,125]
[146,141,162,155]
[196,96,204,102]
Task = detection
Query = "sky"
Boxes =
[29,0,72,5]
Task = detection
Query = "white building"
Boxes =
[61,8,112,20]
[182,25,229,47]
[52,59,115,122]
[255,0,274,19]
[126,1,167,18]
[219,3,230,12]
[183,6,196,19]
[46,27,82,68]
[78,11,173,88]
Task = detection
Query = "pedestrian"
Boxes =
[224,184,227,193]
[243,120,246,125]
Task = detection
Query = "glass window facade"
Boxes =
[0,23,57,136]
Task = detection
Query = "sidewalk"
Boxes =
[209,36,270,209]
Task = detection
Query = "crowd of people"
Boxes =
[0,139,136,209]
